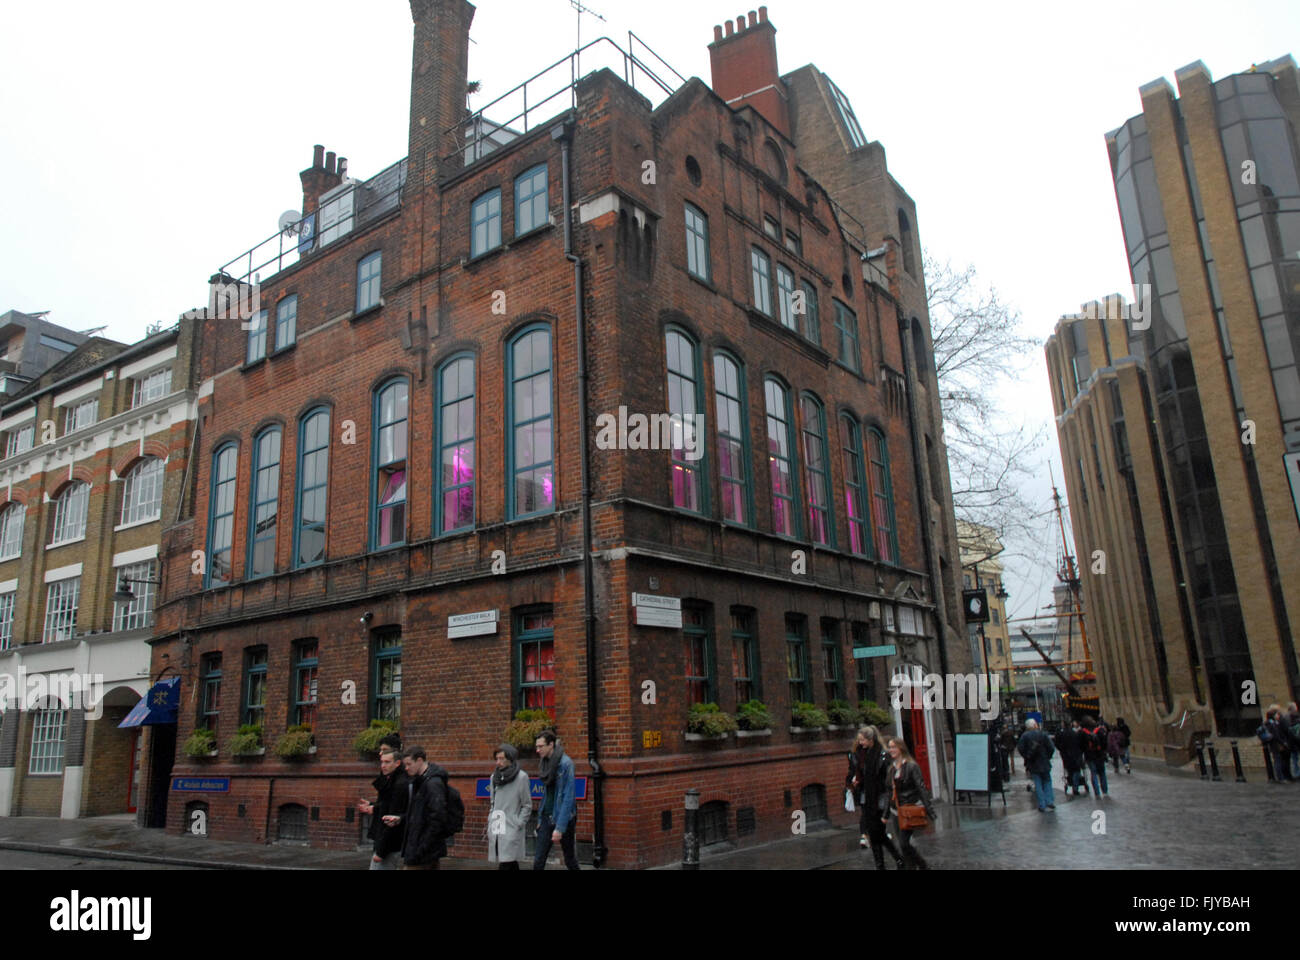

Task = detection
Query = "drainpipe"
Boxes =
[896,310,957,754]
[553,119,606,868]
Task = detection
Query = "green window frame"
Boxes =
[799,393,834,547]
[800,280,820,345]
[200,653,221,731]
[666,328,707,514]
[683,602,715,706]
[833,299,860,372]
[246,309,268,364]
[840,415,870,556]
[776,264,797,330]
[372,379,408,550]
[713,351,752,526]
[372,630,402,723]
[294,408,329,568]
[243,647,267,728]
[867,427,899,564]
[247,427,281,579]
[786,614,810,705]
[516,608,555,718]
[514,165,548,236]
[685,203,710,281]
[821,618,843,703]
[764,378,800,538]
[472,188,502,256]
[507,326,554,519]
[751,247,773,316]
[356,252,382,313]
[293,640,318,728]
[436,354,476,535]
[275,295,297,350]
[205,444,238,587]
[730,607,761,704]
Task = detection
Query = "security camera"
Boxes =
[360,612,373,624]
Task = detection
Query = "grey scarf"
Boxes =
[492,744,521,789]
[539,742,565,788]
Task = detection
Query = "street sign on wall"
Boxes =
[448,610,499,638]
[632,593,682,628]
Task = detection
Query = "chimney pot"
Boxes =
[312,144,325,169]
[724,20,734,35]
[735,16,745,32]
[713,24,723,42]
[338,157,348,179]
[748,10,757,26]
[758,5,768,21]
[325,151,337,174]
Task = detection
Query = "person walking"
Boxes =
[845,725,904,870]
[1288,703,1300,781]
[1109,718,1132,774]
[886,736,936,870]
[358,745,408,869]
[1079,715,1110,798]
[533,730,579,870]
[1016,719,1056,812]
[1260,705,1296,783]
[399,746,450,870]
[1055,720,1088,797]
[487,744,532,870]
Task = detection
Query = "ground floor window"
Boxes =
[29,707,67,774]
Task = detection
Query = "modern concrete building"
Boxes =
[0,320,200,818]
[0,310,93,400]
[1046,55,1300,765]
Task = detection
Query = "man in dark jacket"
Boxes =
[1055,720,1088,797]
[1080,716,1110,797]
[399,746,450,869]
[358,745,408,869]
[1017,718,1056,811]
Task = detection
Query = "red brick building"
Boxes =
[145,1,973,868]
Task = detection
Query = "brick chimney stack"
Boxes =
[300,144,343,218]
[409,0,476,186]
[708,7,790,139]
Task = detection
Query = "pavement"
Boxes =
[2,757,1296,870]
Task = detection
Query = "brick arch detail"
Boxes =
[113,442,169,478]
[1,487,30,508]
[47,469,94,500]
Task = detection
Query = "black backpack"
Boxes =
[1084,727,1107,753]
[441,781,465,837]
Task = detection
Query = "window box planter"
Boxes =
[789,726,826,735]
[234,747,267,758]
[227,724,264,758]
[504,709,555,754]
[734,699,775,733]
[273,725,315,759]
[353,719,399,758]
[684,731,730,742]
[790,702,830,731]
[686,702,739,739]
[182,729,218,760]
[734,728,772,739]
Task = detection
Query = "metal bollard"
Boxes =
[1195,739,1208,779]
[1207,741,1222,781]
[682,789,700,870]
[1263,745,1276,782]
[1230,740,1246,783]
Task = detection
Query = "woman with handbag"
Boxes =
[845,725,905,870]
[887,735,936,870]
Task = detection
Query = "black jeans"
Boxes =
[533,814,579,870]
[898,828,928,869]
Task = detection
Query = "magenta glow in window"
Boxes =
[375,380,408,548]
[439,356,475,533]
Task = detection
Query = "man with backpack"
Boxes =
[1016,718,1056,812]
[533,729,579,870]
[1079,715,1110,798]
[396,745,465,869]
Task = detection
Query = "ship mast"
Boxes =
[1051,474,1091,669]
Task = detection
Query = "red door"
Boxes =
[909,710,932,791]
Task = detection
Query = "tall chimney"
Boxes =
[708,5,790,139]
[409,0,476,185]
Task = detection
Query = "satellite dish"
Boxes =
[279,210,302,237]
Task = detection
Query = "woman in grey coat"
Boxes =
[488,744,533,869]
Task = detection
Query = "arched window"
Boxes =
[50,482,89,545]
[867,428,898,563]
[665,329,705,513]
[0,502,24,560]
[898,209,916,277]
[437,355,476,534]
[713,352,751,526]
[248,428,281,578]
[508,327,554,518]
[799,394,834,546]
[373,380,408,549]
[839,416,869,556]
[121,457,164,526]
[206,445,238,586]
[295,409,330,568]
[764,378,799,537]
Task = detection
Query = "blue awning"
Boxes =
[119,676,180,728]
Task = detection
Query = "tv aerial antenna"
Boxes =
[570,0,606,79]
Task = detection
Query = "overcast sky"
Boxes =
[2,0,1295,623]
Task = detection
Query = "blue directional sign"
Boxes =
[475,777,588,800]
[852,644,896,659]
[171,777,230,793]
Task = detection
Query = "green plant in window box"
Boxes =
[504,709,555,752]
[686,702,738,737]
[790,702,829,730]
[183,727,217,759]
[228,723,264,757]
[858,700,893,729]
[734,699,774,731]
[352,718,399,757]
[273,724,314,759]
[826,699,863,728]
